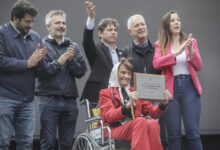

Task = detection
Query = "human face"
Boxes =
[14,14,35,35]
[47,15,66,38]
[98,24,118,46]
[118,64,131,87]
[128,16,147,42]
[169,13,181,36]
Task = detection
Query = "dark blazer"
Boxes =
[81,27,124,102]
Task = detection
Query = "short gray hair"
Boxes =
[45,10,66,25]
[127,14,146,30]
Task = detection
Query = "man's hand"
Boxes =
[67,45,75,62]
[42,47,47,60]
[57,46,75,65]
[27,43,47,68]
[85,1,95,19]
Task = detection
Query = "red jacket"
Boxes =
[99,87,166,127]
[153,39,203,99]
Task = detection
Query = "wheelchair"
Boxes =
[72,99,116,150]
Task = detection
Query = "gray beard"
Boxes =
[50,29,66,37]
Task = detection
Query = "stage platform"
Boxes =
[9,129,220,150]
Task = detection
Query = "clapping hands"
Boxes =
[27,43,47,68]
[173,33,195,58]
[57,45,75,65]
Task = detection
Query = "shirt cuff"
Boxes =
[159,103,168,111]
[86,17,95,30]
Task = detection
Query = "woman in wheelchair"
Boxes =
[98,58,171,150]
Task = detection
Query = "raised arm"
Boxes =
[82,1,97,67]
[85,1,95,20]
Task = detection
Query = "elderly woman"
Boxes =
[98,58,171,150]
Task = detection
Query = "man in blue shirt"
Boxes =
[36,10,87,150]
[0,0,47,149]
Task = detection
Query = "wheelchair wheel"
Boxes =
[72,132,99,150]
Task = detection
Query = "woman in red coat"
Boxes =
[153,11,203,150]
[99,58,171,150]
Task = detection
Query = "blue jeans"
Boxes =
[38,96,78,150]
[0,97,35,150]
[164,76,203,150]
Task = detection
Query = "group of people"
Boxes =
[0,0,203,150]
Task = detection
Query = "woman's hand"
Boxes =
[126,91,139,109]
[173,33,195,59]
[186,33,195,59]
[173,42,186,58]
[161,89,172,105]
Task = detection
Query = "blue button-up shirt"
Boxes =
[0,22,41,101]
[105,44,119,65]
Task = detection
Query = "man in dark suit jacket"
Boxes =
[81,1,124,108]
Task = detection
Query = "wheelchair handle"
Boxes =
[80,99,88,106]
[85,116,101,124]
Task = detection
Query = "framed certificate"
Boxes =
[134,73,166,101]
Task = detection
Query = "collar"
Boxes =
[133,39,148,48]
[10,21,31,39]
[133,39,154,54]
[48,35,65,45]
[104,43,117,51]
[45,36,70,47]
[111,87,131,105]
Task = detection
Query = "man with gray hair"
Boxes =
[122,14,168,150]
[36,10,87,150]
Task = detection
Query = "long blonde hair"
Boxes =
[158,11,186,55]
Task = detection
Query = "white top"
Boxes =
[172,50,190,76]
